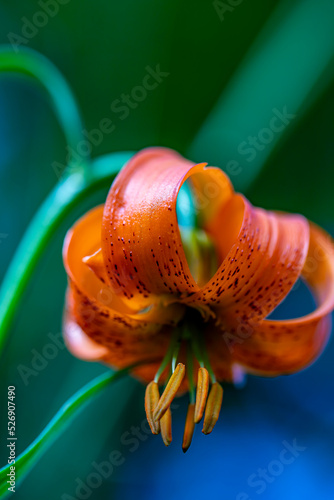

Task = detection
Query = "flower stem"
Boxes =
[0,46,87,174]
[0,152,134,356]
[0,48,135,355]
[0,361,148,499]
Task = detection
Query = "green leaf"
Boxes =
[189,0,334,191]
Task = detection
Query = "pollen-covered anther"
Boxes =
[182,403,195,453]
[160,407,172,446]
[202,382,223,435]
[153,363,186,421]
[145,381,161,435]
[194,367,209,423]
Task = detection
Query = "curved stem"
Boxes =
[0,362,147,499]
[0,151,135,355]
[0,46,87,173]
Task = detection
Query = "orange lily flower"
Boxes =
[62,147,334,451]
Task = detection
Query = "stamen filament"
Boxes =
[154,328,180,383]
[194,367,209,423]
[145,381,161,435]
[171,338,181,373]
[182,403,195,453]
[189,330,204,369]
[153,363,185,421]
[191,330,216,383]
[145,323,224,447]
[186,342,195,405]
[202,382,223,435]
[160,407,172,446]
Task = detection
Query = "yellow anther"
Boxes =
[202,382,223,435]
[153,363,185,421]
[145,381,161,435]
[160,407,172,446]
[194,367,209,423]
[182,403,196,453]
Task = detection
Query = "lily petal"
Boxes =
[101,147,234,311]
[184,196,310,324]
[62,204,184,383]
[216,224,334,375]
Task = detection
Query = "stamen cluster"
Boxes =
[144,330,223,452]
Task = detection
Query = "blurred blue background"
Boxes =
[1,0,334,499]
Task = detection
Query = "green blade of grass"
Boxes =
[189,0,334,191]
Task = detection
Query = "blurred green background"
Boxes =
[1,0,334,499]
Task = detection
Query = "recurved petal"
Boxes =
[101,147,234,311]
[62,205,184,383]
[184,195,309,323]
[221,223,334,375]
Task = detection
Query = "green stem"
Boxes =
[0,46,87,173]
[0,363,146,499]
[0,151,134,355]
[0,48,134,354]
